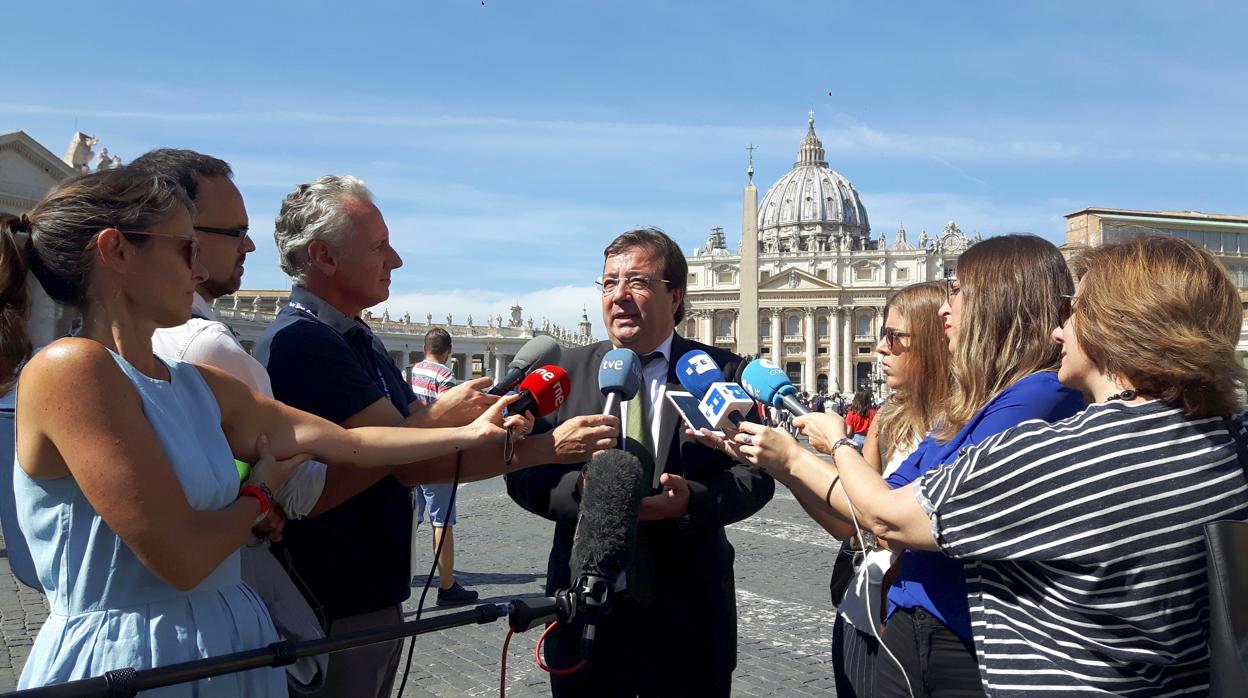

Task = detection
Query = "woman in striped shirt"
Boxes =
[763,234,1248,695]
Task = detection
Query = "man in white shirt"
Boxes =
[134,149,330,692]
[138,149,328,516]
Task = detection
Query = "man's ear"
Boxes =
[671,287,685,319]
[307,239,337,276]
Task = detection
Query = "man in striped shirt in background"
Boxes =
[408,327,478,605]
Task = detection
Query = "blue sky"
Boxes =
[4,1,1246,335]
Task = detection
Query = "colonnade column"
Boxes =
[770,309,783,363]
[803,309,817,392]
[828,308,842,393]
[841,307,854,393]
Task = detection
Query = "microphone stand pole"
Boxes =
[5,603,510,698]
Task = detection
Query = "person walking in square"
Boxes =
[408,327,477,606]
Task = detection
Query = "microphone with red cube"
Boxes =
[675,350,753,429]
[510,364,572,418]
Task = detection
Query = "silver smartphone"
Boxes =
[665,390,725,438]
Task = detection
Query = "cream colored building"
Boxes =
[213,291,594,381]
[684,115,972,395]
[1062,207,1248,366]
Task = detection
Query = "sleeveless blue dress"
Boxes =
[13,351,285,695]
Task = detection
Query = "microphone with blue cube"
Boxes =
[740,358,811,417]
[675,350,753,429]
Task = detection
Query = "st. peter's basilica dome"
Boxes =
[757,114,871,252]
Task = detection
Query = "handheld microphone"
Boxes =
[597,348,642,417]
[488,336,562,396]
[510,365,571,418]
[741,359,810,416]
[675,350,752,429]
[567,449,644,660]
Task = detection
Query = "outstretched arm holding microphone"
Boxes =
[731,413,935,550]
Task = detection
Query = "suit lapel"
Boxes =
[656,334,692,470]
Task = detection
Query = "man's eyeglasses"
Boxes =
[878,326,912,352]
[945,276,961,303]
[194,225,250,240]
[119,229,199,268]
[595,274,670,296]
[1058,294,1077,326]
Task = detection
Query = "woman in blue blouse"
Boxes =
[726,235,1084,696]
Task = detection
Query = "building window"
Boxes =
[817,317,829,337]
[717,315,733,337]
[816,268,828,280]
[818,347,828,355]
[896,267,910,282]
[854,265,874,282]
[717,271,734,284]
[760,318,771,337]
[686,319,697,337]
[761,346,770,355]
[856,314,871,337]
[761,270,771,282]
[688,272,698,286]
[858,346,871,354]
[786,315,801,336]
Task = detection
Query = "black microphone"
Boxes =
[487,335,562,396]
[567,449,644,659]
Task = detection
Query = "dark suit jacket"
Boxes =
[506,334,774,684]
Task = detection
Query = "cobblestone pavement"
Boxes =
[0,448,843,696]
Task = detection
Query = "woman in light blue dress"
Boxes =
[0,170,533,695]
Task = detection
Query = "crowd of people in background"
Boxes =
[0,154,1245,697]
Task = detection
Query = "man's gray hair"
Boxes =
[273,175,373,285]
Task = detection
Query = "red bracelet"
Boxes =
[238,484,271,521]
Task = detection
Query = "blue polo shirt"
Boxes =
[883,371,1084,643]
[254,286,418,621]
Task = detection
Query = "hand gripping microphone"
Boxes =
[510,365,571,418]
[567,449,644,660]
[487,335,562,396]
[675,350,753,429]
[597,348,643,417]
[741,359,811,416]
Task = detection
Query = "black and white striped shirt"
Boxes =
[915,400,1248,696]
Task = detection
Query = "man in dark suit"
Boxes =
[507,228,774,697]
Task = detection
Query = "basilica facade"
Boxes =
[683,115,972,395]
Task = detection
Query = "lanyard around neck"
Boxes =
[287,300,393,402]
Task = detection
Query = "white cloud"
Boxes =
[10,100,1243,167]
[372,284,603,338]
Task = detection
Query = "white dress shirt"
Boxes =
[152,293,327,518]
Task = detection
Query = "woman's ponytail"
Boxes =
[0,214,32,394]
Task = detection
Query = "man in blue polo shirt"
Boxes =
[257,175,621,698]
